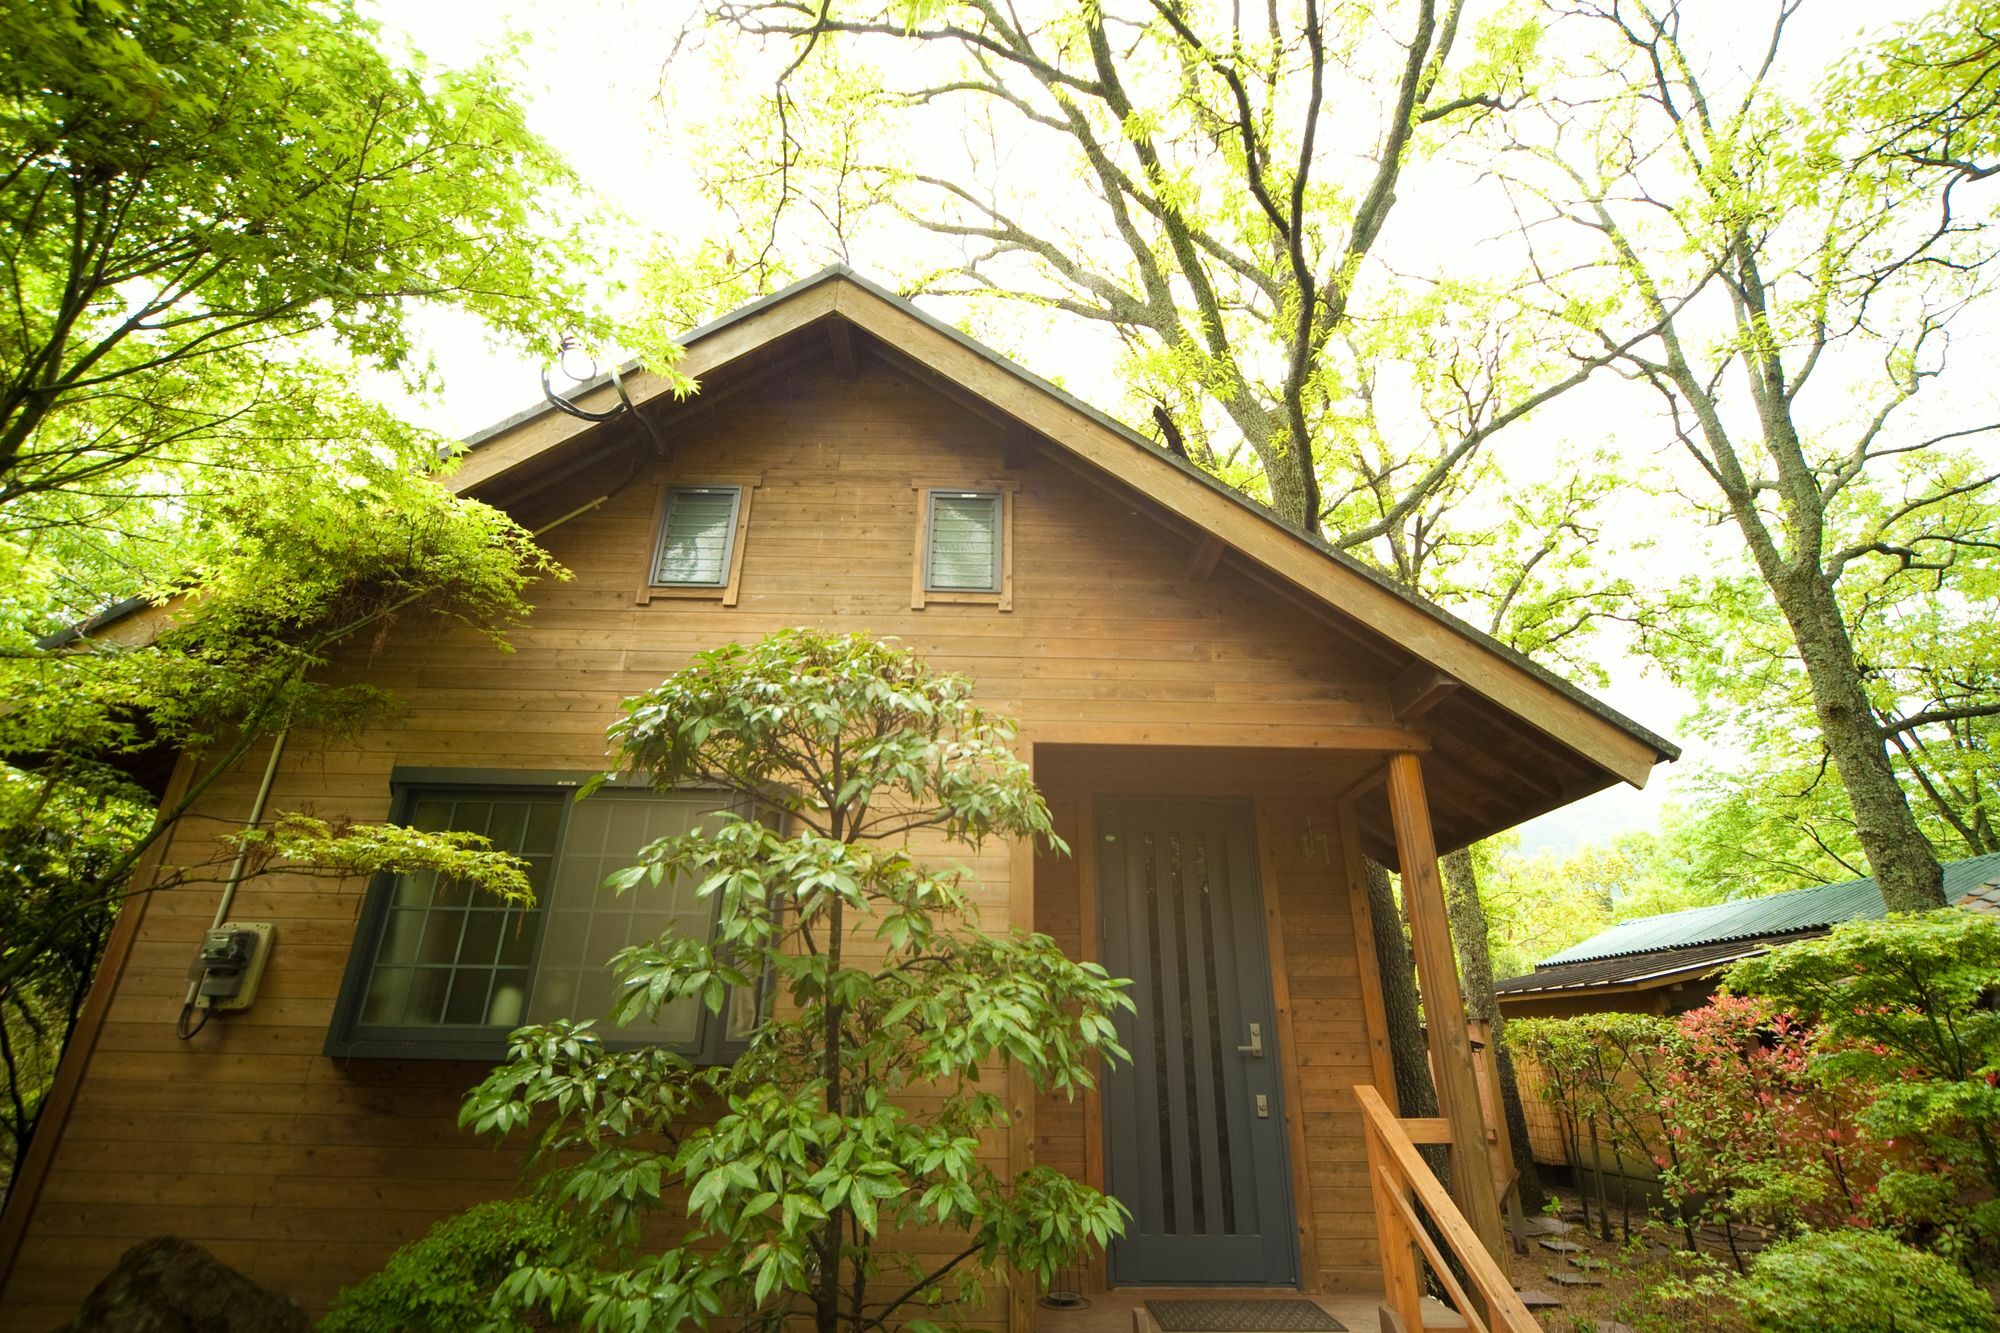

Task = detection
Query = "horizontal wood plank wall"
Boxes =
[4,358,1407,1325]
[1032,749,1382,1295]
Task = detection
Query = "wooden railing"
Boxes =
[1356,1084,1539,1333]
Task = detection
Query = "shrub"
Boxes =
[1508,1012,1681,1242]
[1733,1230,1998,1333]
[1657,997,1885,1247]
[1725,912,2000,1262]
[319,1197,583,1332]
[1616,1249,1749,1333]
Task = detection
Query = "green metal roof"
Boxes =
[1538,850,2000,967]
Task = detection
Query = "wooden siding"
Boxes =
[4,354,1414,1324]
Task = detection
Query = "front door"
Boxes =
[1097,797,1298,1287]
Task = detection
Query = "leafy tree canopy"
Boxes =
[0,0,599,508]
[463,631,1132,1333]
[0,0,603,1201]
[1643,528,2000,889]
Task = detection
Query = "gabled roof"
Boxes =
[452,265,1677,798]
[1515,849,2000,978]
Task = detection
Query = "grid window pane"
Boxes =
[653,487,740,586]
[404,968,452,1026]
[360,967,410,1025]
[926,492,1001,592]
[356,794,562,1033]
[488,971,529,1026]
[409,799,454,833]
[347,786,760,1060]
[375,909,424,965]
[497,916,537,966]
[445,969,496,1025]
[460,910,505,966]
[525,793,728,1044]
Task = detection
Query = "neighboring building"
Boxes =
[1496,851,2000,1172]
[1495,849,2000,1022]
[0,268,1676,1327]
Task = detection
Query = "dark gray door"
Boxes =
[1097,797,1298,1287]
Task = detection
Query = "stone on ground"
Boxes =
[60,1236,310,1333]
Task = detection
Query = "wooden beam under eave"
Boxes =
[1187,533,1226,581]
[1028,720,1429,751]
[1385,752,1507,1267]
[827,317,859,378]
[1391,663,1460,722]
[86,598,182,649]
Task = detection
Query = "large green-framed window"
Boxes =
[327,772,763,1061]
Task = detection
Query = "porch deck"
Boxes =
[1034,1290,1471,1333]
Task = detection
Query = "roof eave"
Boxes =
[62,265,1678,790]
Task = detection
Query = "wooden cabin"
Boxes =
[0,268,1676,1332]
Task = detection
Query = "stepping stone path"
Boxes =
[1537,1239,1587,1255]
[1514,1289,1563,1311]
[1520,1216,1576,1237]
[1547,1270,1605,1288]
[1570,1256,1610,1272]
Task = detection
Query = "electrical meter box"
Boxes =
[189,921,275,1012]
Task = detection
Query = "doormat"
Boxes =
[1145,1300,1346,1332]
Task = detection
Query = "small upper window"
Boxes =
[652,485,742,587]
[925,489,1002,593]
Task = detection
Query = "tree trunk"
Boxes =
[1441,848,1545,1211]
[1770,568,1946,911]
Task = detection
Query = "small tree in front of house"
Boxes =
[462,630,1131,1333]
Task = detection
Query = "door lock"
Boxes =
[1237,1022,1264,1058]
[1255,1094,1270,1118]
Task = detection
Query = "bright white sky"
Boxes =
[360,0,1960,858]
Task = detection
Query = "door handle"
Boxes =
[1237,1022,1264,1057]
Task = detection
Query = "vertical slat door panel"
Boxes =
[1176,830,1228,1237]
[1114,829,1169,1237]
[1098,797,1298,1287]
[1157,830,1198,1237]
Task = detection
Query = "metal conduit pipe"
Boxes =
[176,725,290,1038]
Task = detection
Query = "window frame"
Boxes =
[638,475,762,606]
[326,768,766,1063]
[911,479,1015,611]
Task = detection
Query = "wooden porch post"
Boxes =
[1384,752,1506,1264]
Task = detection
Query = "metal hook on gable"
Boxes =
[540,335,671,457]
